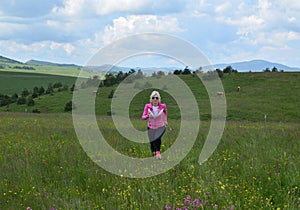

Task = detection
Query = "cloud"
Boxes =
[102,15,183,45]
[52,0,187,17]
[0,0,299,67]
[214,2,232,14]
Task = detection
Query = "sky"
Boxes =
[0,0,300,68]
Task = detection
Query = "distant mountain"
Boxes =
[26,59,81,67]
[212,59,300,72]
[0,55,22,64]
[84,64,132,73]
[1,55,299,72]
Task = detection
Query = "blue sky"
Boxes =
[0,0,300,68]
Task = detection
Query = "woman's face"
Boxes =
[152,95,159,106]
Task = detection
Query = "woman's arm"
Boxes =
[142,104,149,120]
[163,104,168,126]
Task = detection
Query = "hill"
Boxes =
[26,59,81,67]
[1,71,299,123]
[0,55,22,64]
[212,59,300,72]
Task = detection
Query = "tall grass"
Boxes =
[0,113,299,209]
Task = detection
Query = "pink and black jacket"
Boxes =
[142,103,167,129]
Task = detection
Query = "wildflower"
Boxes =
[183,195,191,205]
[213,204,218,209]
[228,205,235,210]
[192,198,199,207]
[205,200,209,206]
[26,207,32,210]
[165,205,172,210]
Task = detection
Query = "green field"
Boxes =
[0,71,299,209]
[1,71,299,122]
[0,61,82,77]
[0,71,77,95]
[0,114,299,209]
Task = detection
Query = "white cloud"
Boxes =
[0,0,299,67]
[63,43,75,54]
[102,15,183,45]
[0,21,27,38]
[215,2,231,14]
[95,0,148,15]
[279,0,300,10]
[52,0,187,17]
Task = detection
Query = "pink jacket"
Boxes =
[142,103,167,129]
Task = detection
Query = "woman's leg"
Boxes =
[148,126,166,153]
[148,127,166,152]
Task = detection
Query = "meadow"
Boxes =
[1,71,299,123]
[0,71,300,209]
[0,71,77,95]
[0,113,299,209]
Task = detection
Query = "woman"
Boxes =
[142,90,168,159]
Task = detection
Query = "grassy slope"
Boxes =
[0,61,82,77]
[1,71,300,122]
[0,71,77,95]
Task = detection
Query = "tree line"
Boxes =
[0,82,73,112]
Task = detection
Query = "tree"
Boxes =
[27,97,35,106]
[173,69,182,75]
[70,84,75,92]
[21,88,30,97]
[108,89,115,98]
[38,86,45,95]
[64,101,74,111]
[216,69,224,78]
[272,66,278,72]
[0,95,11,106]
[11,93,18,103]
[45,84,54,94]
[223,66,233,74]
[53,82,63,88]
[151,72,157,78]
[182,66,191,75]
[135,69,144,79]
[17,97,27,105]
[157,71,165,78]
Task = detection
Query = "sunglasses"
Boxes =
[152,97,159,100]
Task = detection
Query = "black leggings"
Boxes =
[148,126,166,153]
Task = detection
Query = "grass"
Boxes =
[0,71,77,95]
[0,62,81,77]
[2,72,300,123]
[0,71,299,209]
[0,113,299,209]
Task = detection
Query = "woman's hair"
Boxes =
[150,90,161,104]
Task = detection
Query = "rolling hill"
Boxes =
[2,55,300,74]
[0,55,22,64]
[25,59,81,67]
[212,59,300,72]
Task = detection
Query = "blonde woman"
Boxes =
[142,90,168,159]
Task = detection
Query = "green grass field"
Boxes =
[0,71,299,209]
[0,71,77,95]
[0,113,299,209]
